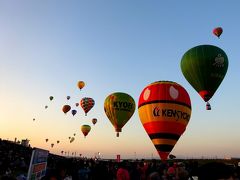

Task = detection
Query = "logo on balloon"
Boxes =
[153,107,190,121]
[169,86,179,99]
[213,54,224,67]
[113,101,133,112]
[143,88,150,100]
[153,107,161,116]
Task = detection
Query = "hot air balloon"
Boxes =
[138,81,192,161]
[70,137,75,143]
[181,45,228,110]
[80,97,95,116]
[213,27,223,38]
[71,109,77,116]
[51,143,54,148]
[62,105,71,114]
[68,137,71,140]
[49,96,54,101]
[92,118,97,125]
[73,133,76,136]
[67,96,71,100]
[57,140,60,144]
[77,81,85,90]
[81,125,91,138]
[45,105,48,109]
[104,92,135,137]
[33,118,35,121]
[169,154,176,160]
[76,103,79,107]
[45,138,48,142]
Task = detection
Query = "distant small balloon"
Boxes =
[70,137,75,143]
[213,27,223,38]
[62,105,71,114]
[45,105,48,109]
[92,118,97,125]
[45,139,48,142]
[57,140,60,144]
[51,143,54,148]
[77,81,85,90]
[71,109,77,116]
[81,125,91,138]
[80,97,95,116]
[67,96,71,100]
[73,133,76,136]
[33,118,35,121]
[75,103,79,107]
[49,96,54,101]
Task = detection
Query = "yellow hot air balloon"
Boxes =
[138,81,192,161]
[104,92,135,137]
[81,125,91,138]
[77,81,85,90]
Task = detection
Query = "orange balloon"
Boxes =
[77,81,85,90]
[62,105,71,114]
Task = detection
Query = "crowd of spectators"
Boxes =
[1,138,240,180]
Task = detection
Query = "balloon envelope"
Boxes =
[213,27,223,38]
[45,139,48,142]
[70,137,75,143]
[92,118,97,125]
[80,97,95,116]
[67,96,71,100]
[81,125,91,137]
[62,105,71,114]
[77,81,85,90]
[71,109,77,116]
[138,81,192,161]
[104,92,135,137]
[49,96,54,101]
[75,103,79,107]
[181,45,228,108]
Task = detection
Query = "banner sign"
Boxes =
[27,148,49,180]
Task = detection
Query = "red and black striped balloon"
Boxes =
[138,81,191,161]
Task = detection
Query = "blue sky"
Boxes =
[0,1,240,159]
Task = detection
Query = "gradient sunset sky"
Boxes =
[1,1,240,159]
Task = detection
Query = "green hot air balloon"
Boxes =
[104,92,135,137]
[181,45,228,110]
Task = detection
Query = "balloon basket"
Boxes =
[206,102,211,110]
